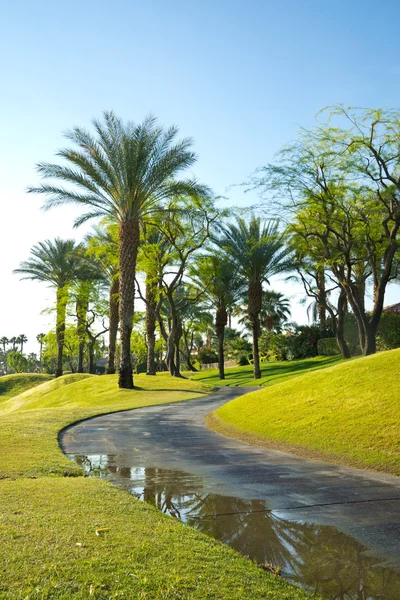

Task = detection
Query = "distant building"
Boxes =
[383,302,400,314]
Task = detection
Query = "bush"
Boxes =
[197,347,218,364]
[238,355,250,366]
[376,314,400,350]
[317,337,339,356]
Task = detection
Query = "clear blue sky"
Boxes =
[1,0,400,351]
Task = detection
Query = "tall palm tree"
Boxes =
[28,112,206,389]
[9,337,18,352]
[191,255,244,380]
[36,333,45,369]
[216,217,289,379]
[17,334,28,354]
[14,239,83,377]
[0,337,9,354]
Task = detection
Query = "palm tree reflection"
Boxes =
[74,457,400,600]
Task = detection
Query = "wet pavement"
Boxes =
[60,387,400,599]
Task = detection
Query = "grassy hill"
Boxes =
[0,372,310,599]
[0,372,53,402]
[188,355,345,387]
[208,348,400,474]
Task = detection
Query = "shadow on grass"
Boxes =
[192,356,346,386]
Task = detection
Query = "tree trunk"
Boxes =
[76,283,90,373]
[215,307,227,380]
[145,274,157,375]
[316,267,326,330]
[107,276,119,374]
[248,281,262,380]
[118,218,140,389]
[55,285,68,378]
[88,341,95,374]
[336,290,351,359]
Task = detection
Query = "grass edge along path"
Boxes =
[208,349,400,475]
[0,373,313,599]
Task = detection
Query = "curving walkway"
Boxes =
[60,387,400,572]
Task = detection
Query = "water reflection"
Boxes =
[72,454,400,600]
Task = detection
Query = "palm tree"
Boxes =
[9,337,18,351]
[17,334,28,354]
[216,217,289,379]
[0,337,9,354]
[191,255,244,380]
[28,112,206,389]
[36,333,45,369]
[14,239,83,377]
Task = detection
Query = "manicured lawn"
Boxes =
[208,349,400,474]
[0,372,53,403]
[0,373,311,599]
[187,355,345,387]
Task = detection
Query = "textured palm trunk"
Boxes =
[118,218,140,389]
[248,281,262,380]
[215,307,227,380]
[76,283,90,373]
[107,276,119,374]
[266,315,274,331]
[145,274,157,375]
[55,285,68,378]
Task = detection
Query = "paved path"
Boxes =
[60,387,400,569]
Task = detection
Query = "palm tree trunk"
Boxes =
[215,307,227,380]
[76,283,90,373]
[107,276,119,374]
[118,218,140,389]
[56,285,68,378]
[145,274,157,375]
[248,281,262,380]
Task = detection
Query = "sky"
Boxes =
[1,0,400,353]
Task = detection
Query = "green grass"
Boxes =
[208,348,400,474]
[0,372,53,402]
[0,372,311,599]
[187,355,345,387]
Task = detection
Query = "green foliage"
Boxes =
[238,355,250,366]
[197,346,218,364]
[7,351,28,373]
[376,314,400,351]
[259,331,290,361]
[317,337,340,356]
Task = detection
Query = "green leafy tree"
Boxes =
[216,217,289,379]
[29,112,207,388]
[7,351,28,373]
[85,223,119,374]
[14,238,84,377]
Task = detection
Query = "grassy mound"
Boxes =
[188,355,344,387]
[0,373,53,401]
[0,372,311,599]
[208,349,400,474]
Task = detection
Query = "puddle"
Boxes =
[71,453,400,599]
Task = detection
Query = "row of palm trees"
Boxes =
[16,112,290,387]
[0,335,28,354]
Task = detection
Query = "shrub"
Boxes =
[317,337,339,356]
[197,347,218,364]
[238,355,250,366]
